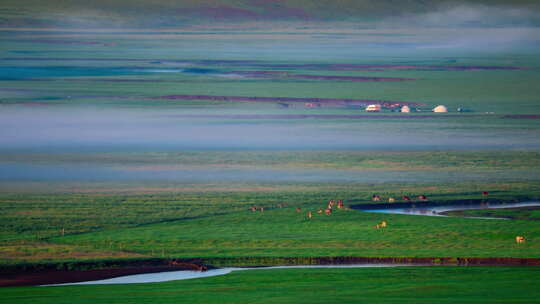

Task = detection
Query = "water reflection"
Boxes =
[354,201,540,218]
[44,264,410,286]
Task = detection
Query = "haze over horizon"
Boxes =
[2,0,540,29]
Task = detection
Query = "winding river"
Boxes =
[43,264,411,286]
[351,200,540,218]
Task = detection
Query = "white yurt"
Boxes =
[401,105,411,113]
[365,104,381,112]
[433,105,448,113]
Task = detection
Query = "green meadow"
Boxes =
[3,267,540,304]
[1,24,540,303]
[1,178,540,264]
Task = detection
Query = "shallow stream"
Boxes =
[353,201,540,218]
[44,264,410,286]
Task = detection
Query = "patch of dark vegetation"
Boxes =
[167,114,479,120]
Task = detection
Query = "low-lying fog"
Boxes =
[2,106,539,152]
[1,106,539,183]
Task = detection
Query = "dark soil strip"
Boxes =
[2,256,539,287]
[153,95,423,107]
[291,74,414,81]
[0,259,206,287]
[502,115,540,119]
[166,114,479,120]
[6,39,113,46]
[232,71,415,81]
[197,256,540,267]
[440,206,540,220]
[0,58,524,71]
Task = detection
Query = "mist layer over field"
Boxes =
[1,0,539,187]
[2,107,539,152]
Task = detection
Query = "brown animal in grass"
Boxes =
[337,200,344,209]
[296,208,302,213]
[375,221,387,229]
[516,236,525,243]
[402,196,411,201]
[372,195,381,202]
[317,209,323,214]
[325,208,332,215]
[388,197,395,203]
[250,206,257,212]
[307,211,312,219]
[418,195,427,201]
[482,192,489,196]
[328,200,335,209]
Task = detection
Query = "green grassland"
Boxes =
[0,25,539,304]
[2,32,540,114]
[1,179,539,265]
[4,150,540,170]
[3,267,540,303]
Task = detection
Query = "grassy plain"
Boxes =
[3,267,540,303]
[1,179,539,265]
[0,27,539,304]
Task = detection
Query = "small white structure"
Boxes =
[433,105,448,113]
[401,105,411,113]
[365,104,381,112]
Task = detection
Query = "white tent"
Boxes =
[433,105,448,113]
[365,104,381,112]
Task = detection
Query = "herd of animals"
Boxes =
[249,191,527,244]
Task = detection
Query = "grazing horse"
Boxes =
[418,195,427,201]
[325,208,332,215]
[516,236,525,243]
[250,206,257,212]
[296,207,302,213]
[372,195,381,202]
[402,196,411,201]
[337,200,344,209]
[317,209,323,214]
[307,211,312,219]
